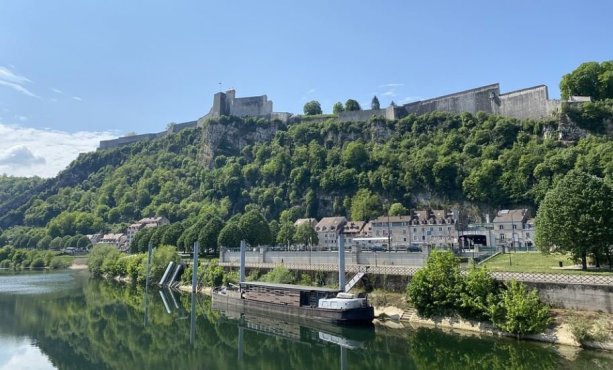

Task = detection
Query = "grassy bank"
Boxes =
[483,252,613,275]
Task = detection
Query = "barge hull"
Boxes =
[212,293,374,325]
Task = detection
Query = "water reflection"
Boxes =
[0,272,611,370]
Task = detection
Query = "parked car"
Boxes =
[406,246,422,252]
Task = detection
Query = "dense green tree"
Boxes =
[560,61,613,100]
[161,223,184,247]
[276,220,296,247]
[77,235,92,249]
[293,223,318,247]
[49,236,63,249]
[303,100,322,115]
[217,221,242,249]
[332,102,344,114]
[535,170,613,270]
[388,202,409,216]
[239,210,272,246]
[371,96,380,110]
[342,141,369,169]
[350,189,381,221]
[36,235,53,250]
[344,99,361,111]
[198,216,223,254]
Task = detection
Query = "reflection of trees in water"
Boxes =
[0,279,611,370]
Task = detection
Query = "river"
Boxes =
[0,270,611,370]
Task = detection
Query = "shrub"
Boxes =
[49,257,69,270]
[202,259,225,287]
[223,270,239,285]
[569,315,611,344]
[406,250,463,318]
[487,280,551,335]
[150,245,180,282]
[100,248,122,276]
[126,254,146,284]
[88,244,120,276]
[458,265,497,320]
[30,257,46,269]
[260,265,295,284]
[0,259,11,268]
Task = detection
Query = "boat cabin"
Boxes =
[240,282,340,307]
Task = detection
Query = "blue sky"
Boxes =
[0,0,611,177]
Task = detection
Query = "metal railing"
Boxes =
[219,261,613,286]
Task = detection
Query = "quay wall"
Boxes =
[525,282,613,314]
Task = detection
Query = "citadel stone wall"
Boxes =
[99,133,163,150]
[98,120,196,150]
[403,84,499,116]
[496,85,559,120]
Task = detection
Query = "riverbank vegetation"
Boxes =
[87,244,179,284]
[0,245,71,269]
[407,250,551,335]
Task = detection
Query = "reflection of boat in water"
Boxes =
[212,281,374,325]
[212,298,375,350]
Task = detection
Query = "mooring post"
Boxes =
[239,240,246,283]
[338,235,346,291]
[145,241,153,288]
[192,241,199,293]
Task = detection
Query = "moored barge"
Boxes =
[212,281,374,325]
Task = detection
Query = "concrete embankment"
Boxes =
[372,305,613,351]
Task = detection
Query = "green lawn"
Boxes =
[482,252,613,275]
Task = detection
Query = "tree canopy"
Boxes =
[303,100,322,115]
[371,96,380,110]
[535,170,613,269]
[344,99,361,111]
[332,102,344,114]
[560,61,613,100]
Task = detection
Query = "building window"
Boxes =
[500,234,505,240]
[413,228,417,233]
[422,235,426,241]
[439,227,442,231]
[448,227,451,231]
[413,236,417,241]
[526,232,530,238]
[512,224,517,229]
[403,238,407,242]
[499,225,504,230]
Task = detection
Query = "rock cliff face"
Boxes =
[198,116,282,167]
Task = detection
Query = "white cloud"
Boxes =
[0,339,55,370]
[0,146,45,166]
[72,96,82,101]
[0,123,116,177]
[16,115,27,122]
[51,88,63,94]
[305,88,316,95]
[0,66,38,98]
[378,83,404,88]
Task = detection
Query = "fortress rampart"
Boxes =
[98,83,580,150]
[339,83,565,122]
